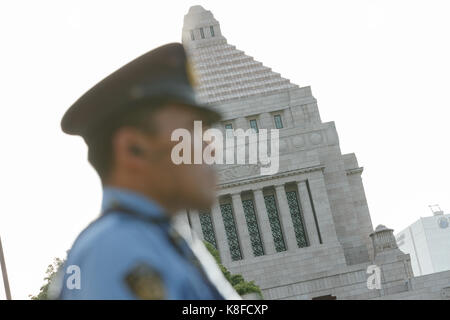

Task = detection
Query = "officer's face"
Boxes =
[112,103,218,213]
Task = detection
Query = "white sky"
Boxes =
[0,0,449,299]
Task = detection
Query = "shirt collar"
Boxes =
[101,186,168,221]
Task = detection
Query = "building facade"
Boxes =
[396,211,450,276]
[175,5,450,300]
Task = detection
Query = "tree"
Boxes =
[29,257,64,300]
[203,241,263,299]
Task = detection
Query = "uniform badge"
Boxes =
[124,263,165,300]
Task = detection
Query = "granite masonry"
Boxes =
[174,5,450,300]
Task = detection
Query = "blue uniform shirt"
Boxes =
[59,187,225,299]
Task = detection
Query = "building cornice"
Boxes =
[217,164,325,190]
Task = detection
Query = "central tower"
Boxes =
[178,5,418,299]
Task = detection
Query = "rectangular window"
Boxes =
[225,123,233,138]
[198,211,218,250]
[274,114,283,129]
[249,119,258,133]
[220,203,242,261]
[286,190,309,248]
[242,199,264,256]
[190,30,195,40]
[263,194,286,252]
[200,27,205,39]
[210,26,215,37]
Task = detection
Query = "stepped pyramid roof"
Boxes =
[182,5,298,104]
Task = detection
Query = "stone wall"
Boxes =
[179,5,450,300]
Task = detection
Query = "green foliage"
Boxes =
[30,257,64,300]
[204,241,221,264]
[233,280,263,297]
[203,241,263,299]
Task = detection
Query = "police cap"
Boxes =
[60,42,221,138]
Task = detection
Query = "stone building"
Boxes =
[176,5,450,299]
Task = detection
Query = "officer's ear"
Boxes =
[113,126,171,168]
[128,144,144,157]
[112,127,150,165]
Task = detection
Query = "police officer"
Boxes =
[57,43,240,299]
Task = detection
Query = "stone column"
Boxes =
[283,108,294,128]
[297,181,321,246]
[259,112,273,129]
[211,202,232,264]
[231,192,254,260]
[188,210,204,241]
[253,188,276,254]
[274,184,298,251]
[307,171,339,243]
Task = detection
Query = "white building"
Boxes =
[396,210,450,276]
[176,5,450,300]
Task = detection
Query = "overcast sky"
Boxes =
[0,0,449,299]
